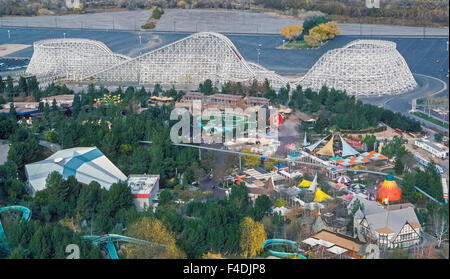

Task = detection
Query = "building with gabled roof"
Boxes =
[350,196,421,249]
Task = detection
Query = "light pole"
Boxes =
[257,43,262,65]
[282,39,285,49]
[139,34,142,55]
[7,29,10,39]
[63,32,66,39]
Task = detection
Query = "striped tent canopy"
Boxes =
[336,176,351,184]
[351,183,366,190]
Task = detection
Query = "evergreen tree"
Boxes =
[51,98,58,112]
[0,75,5,94]
[18,76,28,95]
[9,102,16,119]
[6,75,14,98]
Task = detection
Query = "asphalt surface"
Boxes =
[359,74,449,133]
[1,9,448,36]
[1,28,448,79]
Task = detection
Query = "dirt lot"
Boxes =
[0,44,31,57]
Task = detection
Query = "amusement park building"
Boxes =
[25,34,417,96]
[349,196,421,249]
[25,147,127,196]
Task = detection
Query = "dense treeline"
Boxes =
[156,184,271,258]
[254,0,448,27]
[1,219,102,259]
[0,75,72,102]
[289,85,422,133]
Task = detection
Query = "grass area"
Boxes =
[278,40,311,50]
[412,111,449,129]
[416,98,448,106]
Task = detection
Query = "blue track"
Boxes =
[263,239,306,259]
[82,234,166,259]
[0,206,32,252]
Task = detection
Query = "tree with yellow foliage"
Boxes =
[239,217,267,258]
[304,31,321,48]
[305,21,340,47]
[124,217,186,259]
[241,148,261,167]
[280,25,304,41]
[263,158,278,170]
[202,252,222,259]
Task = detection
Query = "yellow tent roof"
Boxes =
[317,135,335,157]
[299,179,312,188]
[313,188,333,202]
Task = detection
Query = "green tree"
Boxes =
[0,75,5,94]
[303,16,331,34]
[18,76,27,95]
[274,198,288,208]
[7,127,39,168]
[198,79,215,95]
[6,75,14,97]
[394,157,404,175]
[252,195,271,221]
[9,102,16,119]
[434,133,443,142]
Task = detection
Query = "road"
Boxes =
[359,74,449,134]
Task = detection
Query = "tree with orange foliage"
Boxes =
[280,25,304,41]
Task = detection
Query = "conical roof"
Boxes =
[340,135,360,157]
[313,188,333,202]
[312,215,327,233]
[302,131,309,146]
[317,135,335,157]
[307,173,318,192]
[306,135,330,152]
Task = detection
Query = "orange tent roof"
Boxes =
[336,160,345,164]
[361,158,370,163]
